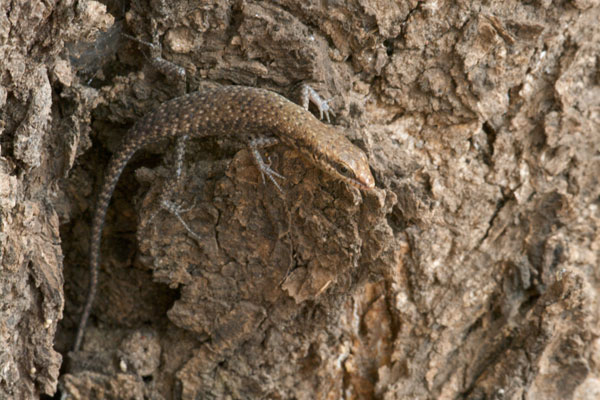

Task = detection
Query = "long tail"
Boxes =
[72,145,137,352]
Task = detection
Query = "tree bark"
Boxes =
[1,0,599,399]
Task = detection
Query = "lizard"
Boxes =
[72,84,375,352]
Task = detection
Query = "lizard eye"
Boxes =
[330,160,356,181]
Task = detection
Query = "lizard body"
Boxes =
[73,85,374,352]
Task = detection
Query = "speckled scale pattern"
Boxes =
[130,87,295,144]
[73,85,374,352]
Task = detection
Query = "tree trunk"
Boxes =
[1,1,599,399]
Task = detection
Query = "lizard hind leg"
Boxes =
[121,28,186,83]
[138,133,201,242]
[174,134,189,180]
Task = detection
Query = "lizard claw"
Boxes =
[300,83,336,123]
[161,199,202,241]
[251,148,285,192]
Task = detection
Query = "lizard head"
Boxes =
[278,109,375,190]
[308,126,375,190]
[323,145,375,189]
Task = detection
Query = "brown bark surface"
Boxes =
[1,1,599,399]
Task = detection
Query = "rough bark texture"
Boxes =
[1,0,599,399]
